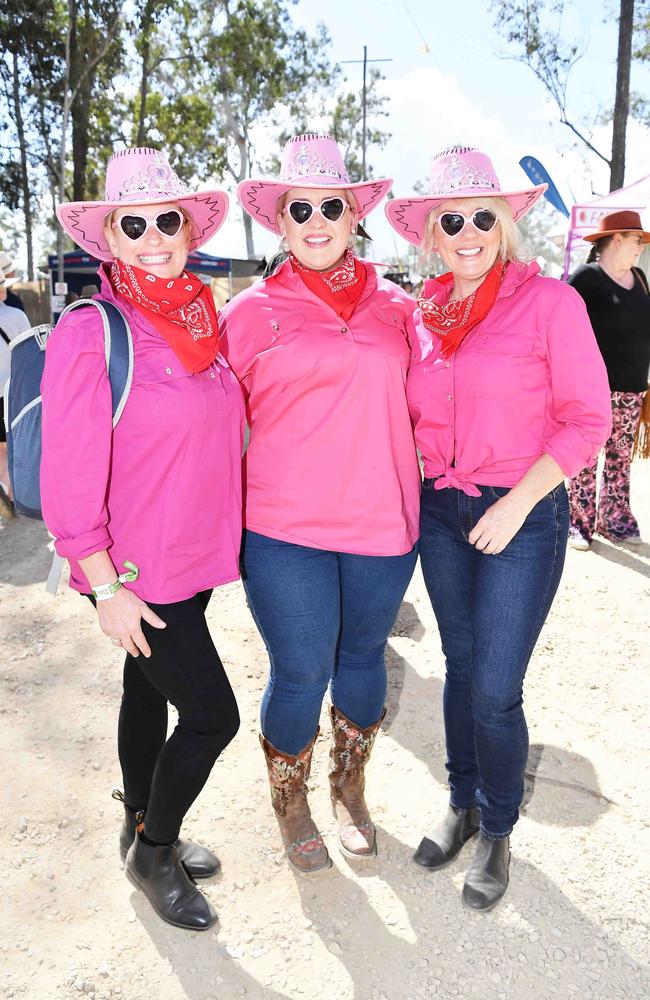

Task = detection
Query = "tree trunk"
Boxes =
[11,52,34,281]
[610,0,634,191]
[69,7,93,204]
[71,79,92,201]
[136,2,153,146]
[136,38,151,146]
[243,210,255,258]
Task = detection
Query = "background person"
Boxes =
[387,146,611,911]
[567,210,650,549]
[0,252,26,313]
[0,267,31,515]
[42,147,243,931]
[221,134,420,876]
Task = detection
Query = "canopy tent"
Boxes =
[563,174,650,278]
[47,249,264,297]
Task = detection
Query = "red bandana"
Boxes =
[289,249,367,321]
[418,262,505,357]
[109,260,219,373]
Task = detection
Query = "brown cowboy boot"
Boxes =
[328,705,386,860]
[259,730,332,876]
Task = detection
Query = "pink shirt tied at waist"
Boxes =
[40,272,245,604]
[408,261,612,494]
[220,259,421,557]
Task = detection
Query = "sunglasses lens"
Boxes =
[473,209,497,232]
[439,213,465,237]
[156,211,183,236]
[119,215,147,240]
[321,198,345,222]
[288,202,313,225]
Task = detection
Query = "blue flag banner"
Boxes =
[519,156,570,218]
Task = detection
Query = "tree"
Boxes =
[187,0,336,256]
[0,0,63,278]
[516,198,564,270]
[66,0,124,203]
[491,0,637,191]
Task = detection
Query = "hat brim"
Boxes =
[582,227,650,243]
[237,177,393,234]
[57,191,229,262]
[385,184,548,247]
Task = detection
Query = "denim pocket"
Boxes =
[488,485,511,498]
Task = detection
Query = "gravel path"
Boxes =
[1,465,649,1000]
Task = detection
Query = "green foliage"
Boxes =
[489,1,583,116]
[139,90,227,182]
[0,158,21,210]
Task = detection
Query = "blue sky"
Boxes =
[210,0,650,262]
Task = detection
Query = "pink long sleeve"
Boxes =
[41,311,114,562]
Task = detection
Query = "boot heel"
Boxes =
[260,732,332,876]
[329,706,385,860]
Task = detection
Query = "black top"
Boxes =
[5,289,25,312]
[567,263,650,392]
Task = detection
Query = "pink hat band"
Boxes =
[57,147,228,262]
[238,133,392,235]
[386,146,547,247]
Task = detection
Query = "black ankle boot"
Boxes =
[113,790,220,879]
[125,832,218,930]
[462,834,510,911]
[413,805,481,870]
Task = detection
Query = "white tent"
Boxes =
[563,174,650,278]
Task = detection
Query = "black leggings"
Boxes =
[90,590,239,843]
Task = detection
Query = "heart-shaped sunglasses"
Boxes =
[436,209,498,238]
[282,197,349,225]
[112,209,185,241]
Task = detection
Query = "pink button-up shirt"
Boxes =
[40,273,245,603]
[407,261,612,495]
[220,260,420,556]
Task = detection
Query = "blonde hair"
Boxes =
[422,196,528,263]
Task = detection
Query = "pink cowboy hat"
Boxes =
[237,133,392,234]
[385,146,547,247]
[57,147,229,262]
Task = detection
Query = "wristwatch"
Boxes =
[92,561,139,601]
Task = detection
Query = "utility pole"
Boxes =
[341,45,392,257]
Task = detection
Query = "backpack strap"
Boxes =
[0,326,10,346]
[632,266,650,295]
[58,299,134,426]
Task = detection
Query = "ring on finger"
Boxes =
[110,637,122,646]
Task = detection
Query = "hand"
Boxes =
[468,493,530,555]
[96,587,166,657]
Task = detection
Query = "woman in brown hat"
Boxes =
[567,210,650,549]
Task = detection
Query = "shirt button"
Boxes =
[340,326,348,334]
[210,371,216,379]
[445,361,451,368]
[447,394,453,401]
[165,367,173,375]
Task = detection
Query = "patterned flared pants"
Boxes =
[569,391,644,542]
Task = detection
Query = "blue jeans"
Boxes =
[240,530,419,754]
[419,480,569,838]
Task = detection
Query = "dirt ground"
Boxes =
[1,466,649,1000]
